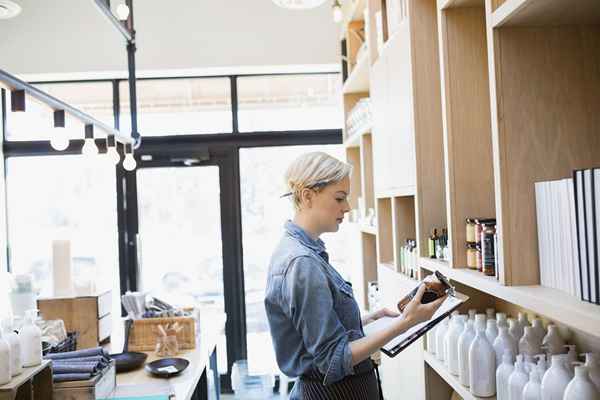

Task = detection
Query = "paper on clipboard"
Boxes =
[363,291,468,357]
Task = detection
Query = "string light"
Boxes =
[82,124,99,158]
[106,134,121,165]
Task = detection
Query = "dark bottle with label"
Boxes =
[428,229,438,259]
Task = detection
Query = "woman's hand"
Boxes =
[401,284,447,326]
[363,307,400,325]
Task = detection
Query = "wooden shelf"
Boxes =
[376,185,416,199]
[419,257,600,337]
[344,125,371,148]
[439,0,483,9]
[348,0,368,22]
[343,54,370,94]
[346,146,362,210]
[376,197,394,265]
[491,0,600,27]
[438,3,495,268]
[424,352,496,400]
[360,223,377,235]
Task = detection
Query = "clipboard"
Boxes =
[363,291,469,358]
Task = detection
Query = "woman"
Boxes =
[265,152,446,399]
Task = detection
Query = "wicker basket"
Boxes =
[128,317,196,351]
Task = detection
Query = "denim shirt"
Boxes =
[265,220,369,391]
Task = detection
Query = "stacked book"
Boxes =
[534,168,599,304]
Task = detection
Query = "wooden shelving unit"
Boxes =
[342,55,370,94]
[336,0,600,397]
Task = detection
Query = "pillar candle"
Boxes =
[52,240,72,297]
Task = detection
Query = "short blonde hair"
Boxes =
[284,152,352,210]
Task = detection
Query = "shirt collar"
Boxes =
[284,220,326,253]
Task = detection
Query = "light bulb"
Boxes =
[107,146,121,165]
[123,153,136,171]
[116,3,130,21]
[82,138,98,157]
[332,4,343,23]
[50,135,69,151]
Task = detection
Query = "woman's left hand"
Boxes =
[363,308,401,325]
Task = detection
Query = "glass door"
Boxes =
[135,163,227,373]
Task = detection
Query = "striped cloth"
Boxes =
[297,364,383,400]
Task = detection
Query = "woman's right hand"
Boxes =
[401,284,447,326]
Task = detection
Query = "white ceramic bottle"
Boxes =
[496,351,515,400]
[523,354,537,374]
[469,327,496,397]
[494,325,518,366]
[519,326,542,356]
[542,324,565,356]
[458,319,476,387]
[530,318,545,342]
[1,319,21,376]
[468,309,477,321]
[436,317,449,362]
[446,314,465,375]
[522,369,542,400]
[563,366,600,400]
[509,318,523,342]
[564,345,577,375]
[0,331,11,385]
[486,308,496,320]
[20,309,42,367]
[534,354,549,377]
[508,354,529,400]
[486,318,499,344]
[541,354,571,400]
[475,313,487,333]
[517,312,530,331]
[497,312,509,329]
[581,353,600,391]
[427,324,437,356]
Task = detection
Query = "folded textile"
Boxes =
[44,347,107,360]
[53,373,92,382]
[52,361,102,374]
[52,355,110,366]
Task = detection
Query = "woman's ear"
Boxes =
[299,188,313,209]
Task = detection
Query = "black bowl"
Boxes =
[144,358,190,378]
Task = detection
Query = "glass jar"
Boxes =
[466,218,477,243]
[482,225,496,276]
[466,243,478,269]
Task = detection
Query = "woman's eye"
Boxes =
[336,198,345,202]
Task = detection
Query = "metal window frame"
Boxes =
[1,72,342,392]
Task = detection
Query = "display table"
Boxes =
[106,312,226,400]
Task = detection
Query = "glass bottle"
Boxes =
[1,319,21,376]
[20,309,42,367]
[496,351,514,400]
[458,320,476,387]
[468,328,496,397]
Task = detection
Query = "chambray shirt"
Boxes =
[265,220,370,394]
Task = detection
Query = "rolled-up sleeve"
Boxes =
[281,256,354,385]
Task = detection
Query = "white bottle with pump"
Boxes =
[436,317,449,362]
[530,318,545,342]
[509,318,523,342]
[20,310,42,367]
[458,319,476,387]
[496,351,514,400]
[581,353,600,391]
[519,326,542,356]
[1,319,21,376]
[486,318,499,344]
[541,354,571,400]
[0,330,11,385]
[564,344,577,375]
[563,366,600,400]
[522,369,542,400]
[542,324,564,356]
[446,315,465,375]
[508,354,528,400]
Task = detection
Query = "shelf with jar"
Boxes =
[344,97,372,147]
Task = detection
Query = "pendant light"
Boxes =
[82,124,99,158]
[332,0,342,23]
[116,3,129,20]
[50,110,69,151]
[106,134,121,165]
[271,0,327,10]
[123,143,136,171]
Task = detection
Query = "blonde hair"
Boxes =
[284,152,352,211]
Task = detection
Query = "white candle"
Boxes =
[52,240,72,297]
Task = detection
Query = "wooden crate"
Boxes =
[37,290,111,350]
[128,317,196,352]
[0,360,53,400]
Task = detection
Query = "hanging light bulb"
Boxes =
[81,124,99,158]
[332,0,343,23]
[116,3,129,21]
[123,143,137,171]
[50,110,69,151]
[106,134,121,165]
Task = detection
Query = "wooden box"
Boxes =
[128,316,196,351]
[0,360,53,400]
[37,290,112,349]
[53,361,116,400]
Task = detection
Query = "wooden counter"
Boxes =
[106,312,226,400]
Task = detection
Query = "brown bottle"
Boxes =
[397,270,453,313]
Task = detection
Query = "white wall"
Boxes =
[0,0,340,78]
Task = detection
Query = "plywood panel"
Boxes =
[491,26,600,285]
[362,232,379,304]
[409,0,446,258]
[439,6,495,268]
[360,134,375,211]
[346,147,362,209]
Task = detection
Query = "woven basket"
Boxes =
[128,316,196,351]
